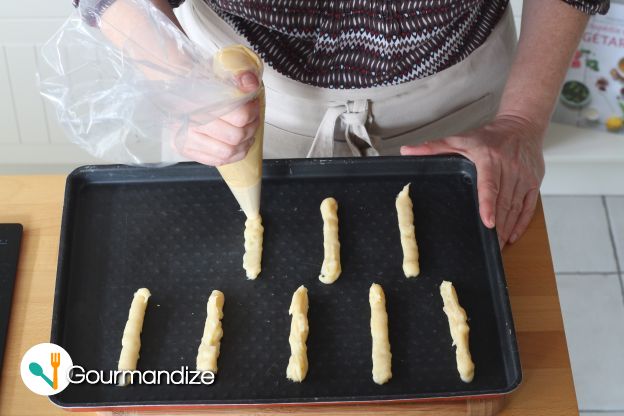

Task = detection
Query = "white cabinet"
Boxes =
[0,0,99,171]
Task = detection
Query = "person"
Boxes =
[75,0,608,247]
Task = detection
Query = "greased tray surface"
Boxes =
[51,156,521,408]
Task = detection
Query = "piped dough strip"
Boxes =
[369,283,392,385]
[319,197,341,284]
[243,214,263,279]
[440,280,475,383]
[118,288,151,386]
[286,285,309,382]
[396,183,420,277]
[196,290,225,373]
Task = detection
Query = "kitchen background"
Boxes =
[0,0,623,414]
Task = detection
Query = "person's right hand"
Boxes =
[178,72,261,166]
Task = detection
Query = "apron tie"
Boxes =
[307,99,380,158]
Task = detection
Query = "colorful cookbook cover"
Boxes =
[552,3,624,134]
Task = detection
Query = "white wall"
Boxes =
[510,0,523,32]
[0,0,100,172]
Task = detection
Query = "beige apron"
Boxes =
[176,0,517,159]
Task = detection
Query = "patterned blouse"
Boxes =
[77,0,610,89]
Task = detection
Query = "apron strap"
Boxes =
[306,105,344,158]
[307,99,379,158]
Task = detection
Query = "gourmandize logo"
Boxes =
[20,343,73,396]
[20,343,217,393]
[29,352,61,390]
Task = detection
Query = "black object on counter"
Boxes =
[0,224,23,373]
[51,157,521,409]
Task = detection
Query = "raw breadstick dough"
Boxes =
[369,283,392,385]
[118,288,151,386]
[196,290,225,373]
[286,285,309,382]
[396,183,420,277]
[243,214,263,279]
[440,280,475,383]
[319,197,341,284]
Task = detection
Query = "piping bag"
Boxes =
[38,20,265,276]
[213,45,265,220]
[214,45,264,279]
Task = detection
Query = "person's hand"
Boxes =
[178,72,261,166]
[400,115,545,248]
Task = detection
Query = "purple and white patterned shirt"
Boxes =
[77,0,610,88]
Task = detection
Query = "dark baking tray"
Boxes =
[0,224,23,375]
[50,156,521,409]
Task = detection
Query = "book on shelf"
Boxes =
[552,3,624,136]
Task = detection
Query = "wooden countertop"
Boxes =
[0,175,578,415]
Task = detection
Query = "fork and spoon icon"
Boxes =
[28,352,61,389]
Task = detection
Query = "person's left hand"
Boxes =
[400,115,545,248]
